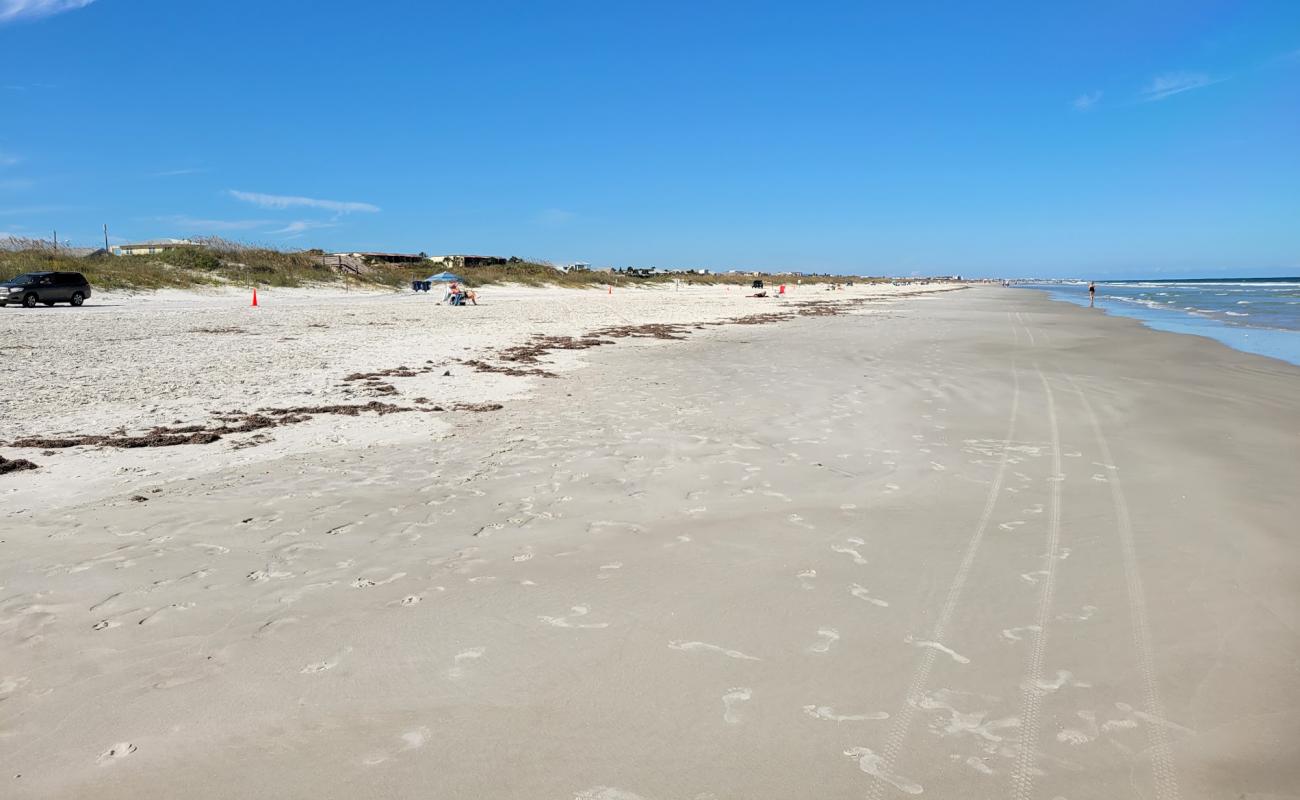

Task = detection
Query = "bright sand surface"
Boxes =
[2,285,1298,798]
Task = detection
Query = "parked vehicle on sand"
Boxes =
[1,272,93,308]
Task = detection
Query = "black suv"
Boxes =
[1,272,92,308]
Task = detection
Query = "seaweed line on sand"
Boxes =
[5,291,952,451]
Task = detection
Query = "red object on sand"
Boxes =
[251,289,259,307]
[779,284,786,294]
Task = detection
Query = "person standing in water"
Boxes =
[1088,281,1096,307]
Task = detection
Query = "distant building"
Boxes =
[427,254,508,269]
[337,252,428,265]
[565,262,591,272]
[112,238,198,256]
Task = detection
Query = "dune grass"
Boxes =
[2,236,886,292]
[0,237,401,291]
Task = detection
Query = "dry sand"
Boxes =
[1,286,1297,799]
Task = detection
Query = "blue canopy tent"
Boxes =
[425,271,463,283]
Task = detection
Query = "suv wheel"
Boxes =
[70,292,85,307]
[22,293,38,308]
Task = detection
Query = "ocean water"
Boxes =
[1026,278,1300,367]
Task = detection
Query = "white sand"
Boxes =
[2,286,1297,799]
[0,281,951,510]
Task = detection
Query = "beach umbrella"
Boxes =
[425,271,464,283]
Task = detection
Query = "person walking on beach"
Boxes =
[1088,281,1096,307]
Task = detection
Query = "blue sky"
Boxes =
[2,1,1297,277]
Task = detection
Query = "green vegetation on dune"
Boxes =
[2,236,890,292]
[0,237,406,291]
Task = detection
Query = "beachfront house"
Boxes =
[111,238,199,256]
[427,254,509,270]
[333,251,428,265]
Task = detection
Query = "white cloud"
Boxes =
[0,0,96,24]
[0,204,69,216]
[1072,91,1102,111]
[156,215,270,232]
[266,220,338,237]
[1139,72,1218,102]
[229,189,379,214]
[153,168,206,177]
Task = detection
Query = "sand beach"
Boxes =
[1,285,1297,799]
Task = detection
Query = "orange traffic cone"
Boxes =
[607,284,612,295]
[251,288,259,307]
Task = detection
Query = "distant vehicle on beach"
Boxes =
[1,271,93,308]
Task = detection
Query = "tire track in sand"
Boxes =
[1064,373,1181,800]
[862,362,1021,799]
[1010,365,1064,799]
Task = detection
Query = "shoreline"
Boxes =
[1023,283,1300,367]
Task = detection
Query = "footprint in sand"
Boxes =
[301,647,351,674]
[1057,604,1098,621]
[917,689,1018,742]
[843,747,922,795]
[722,687,752,724]
[796,569,817,590]
[803,705,888,722]
[363,726,432,765]
[808,628,840,654]
[1000,625,1041,642]
[1032,670,1092,693]
[831,544,868,565]
[448,647,485,679]
[904,635,969,664]
[573,788,648,800]
[97,742,137,765]
[512,549,534,563]
[1057,710,1099,745]
[1020,570,1049,584]
[668,641,761,661]
[539,606,609,629]
[849,584,889,607]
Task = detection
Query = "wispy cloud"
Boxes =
[0,149,18,167]
[153,168,206,178]
[0,204,70,216]
[1072,91,1102,111]
[0,178,34,191]
[229,189,379,214]
[1139,72,1219,102]
[536,208,577,226]
[266,220,338,237]
[155,215,270,232]
[0,0,96,24]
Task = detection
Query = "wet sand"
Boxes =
[2,288,1297,799]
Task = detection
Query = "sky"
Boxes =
[1,0,1298,278]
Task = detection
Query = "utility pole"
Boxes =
[52,230,57,252]
[104,224,110,254]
